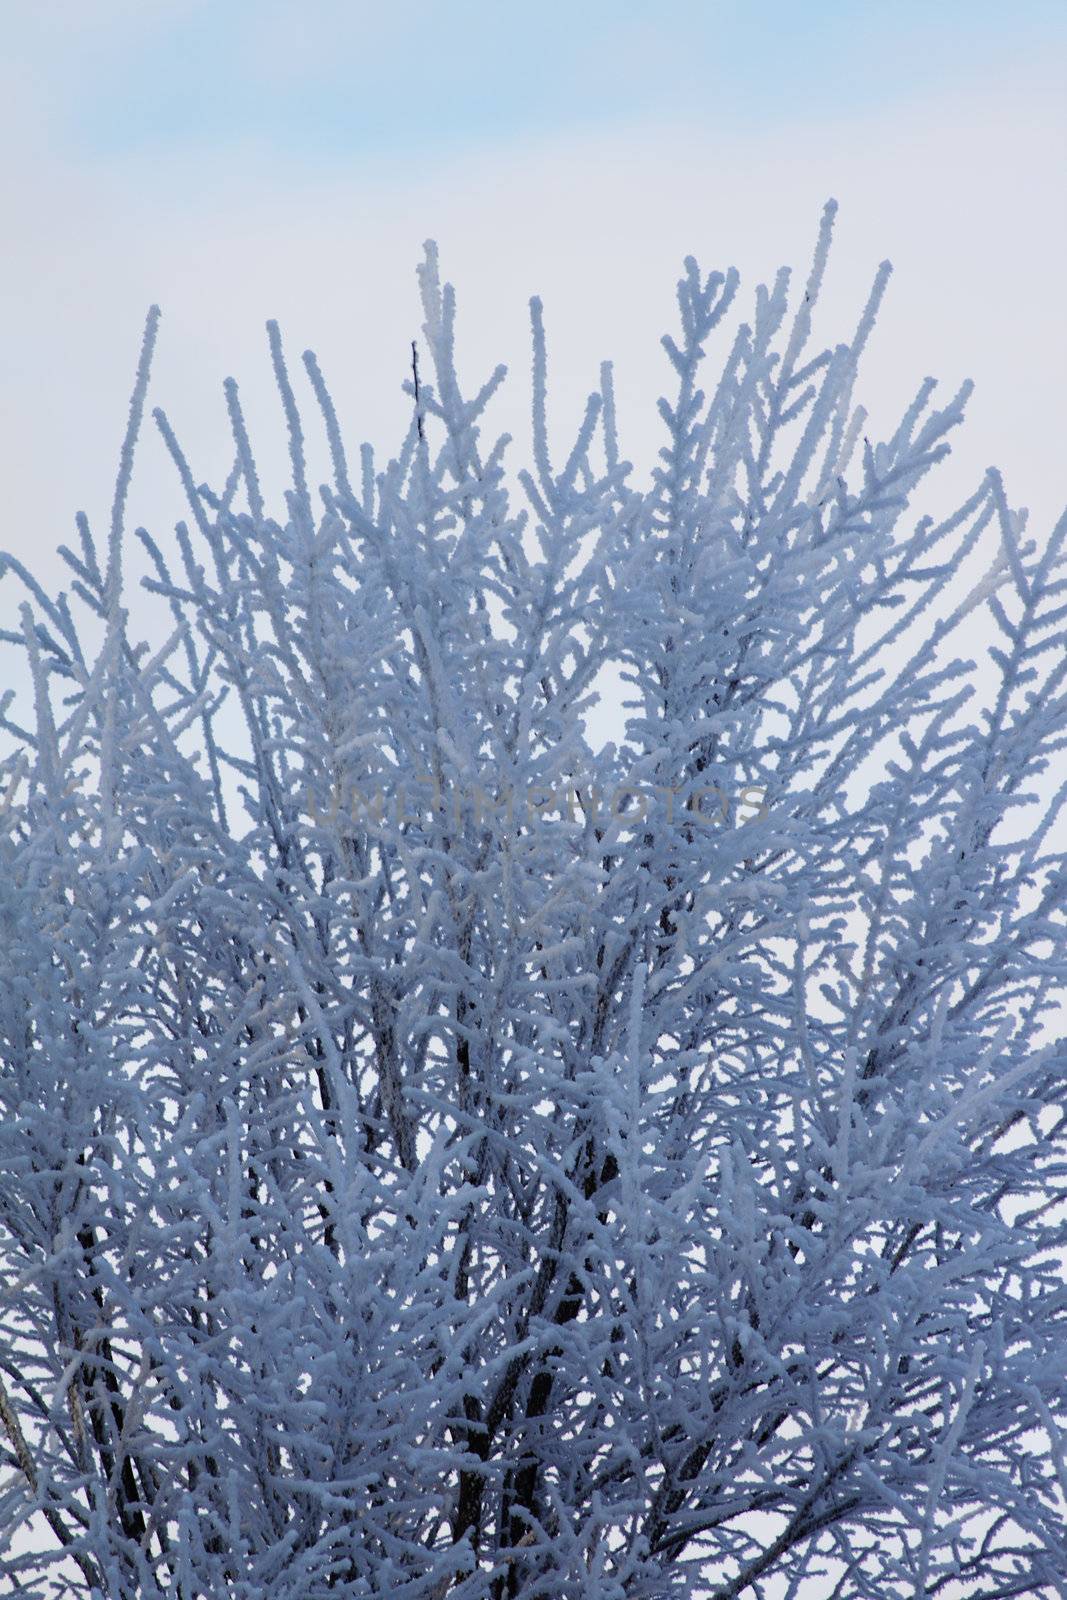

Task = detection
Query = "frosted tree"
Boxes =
[1,204,1065,1599]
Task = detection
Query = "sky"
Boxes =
[1,1,1065,669]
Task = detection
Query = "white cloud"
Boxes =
[1,74,1063,663]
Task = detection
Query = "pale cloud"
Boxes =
[0,15,1063,704]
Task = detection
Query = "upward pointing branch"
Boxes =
[412,339,426,443]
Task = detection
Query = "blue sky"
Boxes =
[10,0,1066,170]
